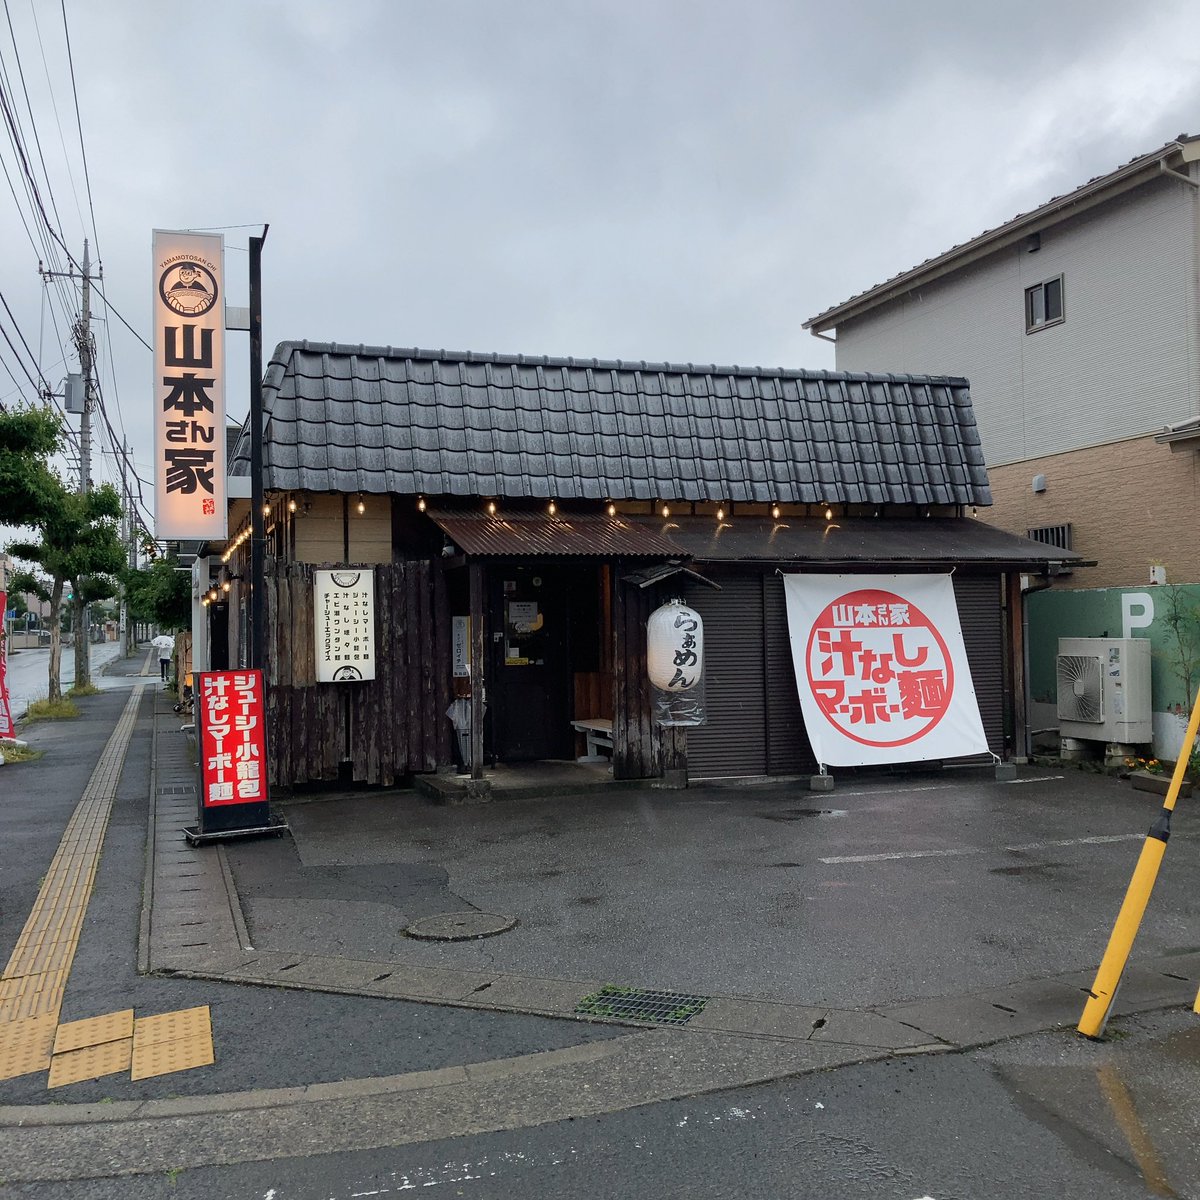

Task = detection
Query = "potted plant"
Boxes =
[1126,755,1193,798]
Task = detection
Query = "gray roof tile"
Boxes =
[232,342,993,506]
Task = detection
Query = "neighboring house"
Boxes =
[196,342,1069,790]
[804,134,1200,590]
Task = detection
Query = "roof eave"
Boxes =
[805,142,1193,334]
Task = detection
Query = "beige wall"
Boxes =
[293,493,391,565]
[978,434,1200,588]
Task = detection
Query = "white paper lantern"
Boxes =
[647,600,704,691]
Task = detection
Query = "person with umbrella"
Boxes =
[152,633,175,683]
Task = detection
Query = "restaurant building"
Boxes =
[196,342,1077,790]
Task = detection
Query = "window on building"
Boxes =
[1025,276,1064,332]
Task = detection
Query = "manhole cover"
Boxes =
[403,912,517,941]
[574,985,708,1025]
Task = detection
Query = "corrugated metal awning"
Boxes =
[623,515,1088,568]
[428,510,677,558]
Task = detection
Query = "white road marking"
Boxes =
[821,848,974,864]
[820,832,1145,865]
[999,775,1064,784]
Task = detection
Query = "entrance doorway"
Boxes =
[486,563,605,762]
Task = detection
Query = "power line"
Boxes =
[57,0,95,251]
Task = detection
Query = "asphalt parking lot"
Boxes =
[226,764,1200,1010]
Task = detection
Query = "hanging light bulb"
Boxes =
[288,497,297,514]
[486,499,497,516]
[716,504,725,522]
[222,579,231,593]
[606,501,616,517]
[357,497,366,515]
[417,496,427,512]
[548,500,557,516]
[771,503,781,520]
[661,502,671,518]
[824,505,833,522]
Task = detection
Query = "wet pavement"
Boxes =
[228,766,1200,1011]
[6,647,1200,1197]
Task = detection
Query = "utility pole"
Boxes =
[47,240,103,689]
[120,439,137,657]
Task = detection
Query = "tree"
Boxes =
[1158,584,1200,712]
[123,555,191,631]
[0,406,61,528]
[8,480,125,701]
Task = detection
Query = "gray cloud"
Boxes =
[2,0,1198,521]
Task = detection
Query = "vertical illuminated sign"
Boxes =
[152,230,227,540]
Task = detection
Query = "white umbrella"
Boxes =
[151,635,175,650]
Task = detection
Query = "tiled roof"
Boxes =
[231,342,992,507]
[806,133,1198,332]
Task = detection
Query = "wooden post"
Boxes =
[469,562,486,785]
[1006,572,1028,760]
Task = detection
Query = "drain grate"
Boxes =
[574,985,708,1026]
[157,786,196,795]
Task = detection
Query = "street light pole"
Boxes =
[248,227,269,671]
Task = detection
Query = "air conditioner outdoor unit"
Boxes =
[1056,637,1152,744]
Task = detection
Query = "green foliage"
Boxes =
[0,406,62,529]
[123,555,191,630]
[1158,585,1200,704]
[7,481,125,601]
[0,739,42,764]
[24,696,79,721]
[0,740,42,764]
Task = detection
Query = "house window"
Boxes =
[1025,276,1064,332]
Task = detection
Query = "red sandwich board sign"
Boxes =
[194,669,270,834]
[783,574,989,767]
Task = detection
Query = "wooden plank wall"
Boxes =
[611,575,664,780]
[266,560,451,788]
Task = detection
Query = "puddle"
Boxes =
[990,861,1065,877]
[759,808,847,822]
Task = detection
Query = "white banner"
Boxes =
[314,569,376,682]
[783,574,990,767]
[153,230,227,540]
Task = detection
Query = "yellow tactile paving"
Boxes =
[132,1005,211,1050]
[0,1014,58,1081]
[0,686,218,1091]
[130,1029,214,1081]
[0,688,145,1083]
[53,1009,135,1055]
[47,1037,133,1088]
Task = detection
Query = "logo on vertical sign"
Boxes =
[804,588,954,748]
[158,260,219,317]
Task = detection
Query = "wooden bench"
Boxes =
[570,718,614,762]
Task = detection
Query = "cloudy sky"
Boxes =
[2,0,1199,536]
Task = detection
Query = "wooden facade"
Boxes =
[264,559,452,787]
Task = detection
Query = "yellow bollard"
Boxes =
[1078,684,1200,1039]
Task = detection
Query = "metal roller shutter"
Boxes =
[683,577,767,778]
[764,575,818,774]
[953,573,1005,754]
